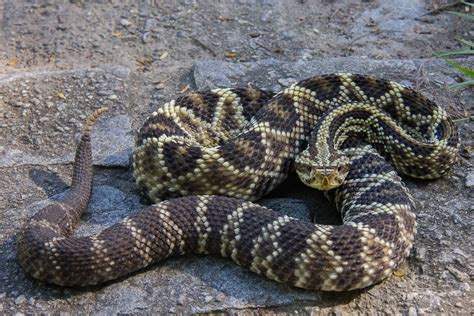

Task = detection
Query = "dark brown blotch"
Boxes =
[298,75,343,102]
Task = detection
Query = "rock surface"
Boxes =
[1,57,473,314]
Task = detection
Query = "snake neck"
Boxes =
[308,102,380,158]
[295,103,384,191]
[304,101,458,180]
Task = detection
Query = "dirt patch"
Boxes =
[0,1,467,71]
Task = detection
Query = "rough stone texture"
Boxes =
[0,66,132,168]
[91,115,134,168]
[0,0,461,72]
[351,0,425,35]
[193,57,462,90]
[0,113,133,168]
[2,57,473,314]
[465,171,474,188]
[1,0,473,314]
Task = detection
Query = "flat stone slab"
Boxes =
[2,58,472,314]
[193,57,462,90]
[0,65,133,168]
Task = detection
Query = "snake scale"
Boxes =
[16,73,458,291]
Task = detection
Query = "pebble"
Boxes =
[446,266,469,282]
[97,90,109,97]
[331,307,343,316]
[176,294,185,306]
[108,94,118,100]
[465,172,474,187]
[144,17,155,30]
[453,248,467,258]
[408,306,417,316]
[459,282,470,293]
[204,295,213,303]
[15,295,27,305]
[120,18,132,27]
[415,247,426,261]
[57,102,66,111]
[277,78,295,87]
[31,97,41,106]
[451,213,463,225]
[406,292,418,301]
[168,307,176,314]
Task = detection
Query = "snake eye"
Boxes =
[337,165,346,173]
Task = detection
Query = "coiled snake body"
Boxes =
[17,74,458,291]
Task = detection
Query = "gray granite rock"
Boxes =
[0,65,132,168]
[91,115,134,168]
[0,114,133,168]
[192,57,464,91]
[465,171,474,188]
[351,0,425,34]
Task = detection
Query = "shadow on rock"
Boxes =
[28,168,68,197]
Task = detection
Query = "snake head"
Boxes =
[295,151,350,191]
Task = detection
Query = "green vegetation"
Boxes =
[433,0,474,90]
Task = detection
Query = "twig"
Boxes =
[453,116,474,123]
[254,41,274,57]
[329,7,341,20]
[415,61,429,91]
[348,33,372,46]
[191,37,217,57]
[418,1,463,17]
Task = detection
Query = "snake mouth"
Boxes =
[296,168,347,191]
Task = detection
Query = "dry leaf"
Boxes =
[274,48,284,54]
[159,52,169,60]
[136,58,153,66]
[464,109,470,117]
[465,145,473,154]
[57,92,66,99]
[179,85,190,94]
[224,52,238,58]
[370,27,381,33]
[112,31,123,37]
[393,270,405,277]
[366,18,378,27]
[7,58,17,66]
[218,16,232,22]
[136,67,146,72]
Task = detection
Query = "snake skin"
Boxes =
[16,74,458,291]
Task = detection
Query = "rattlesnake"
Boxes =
[17,74,458,291]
